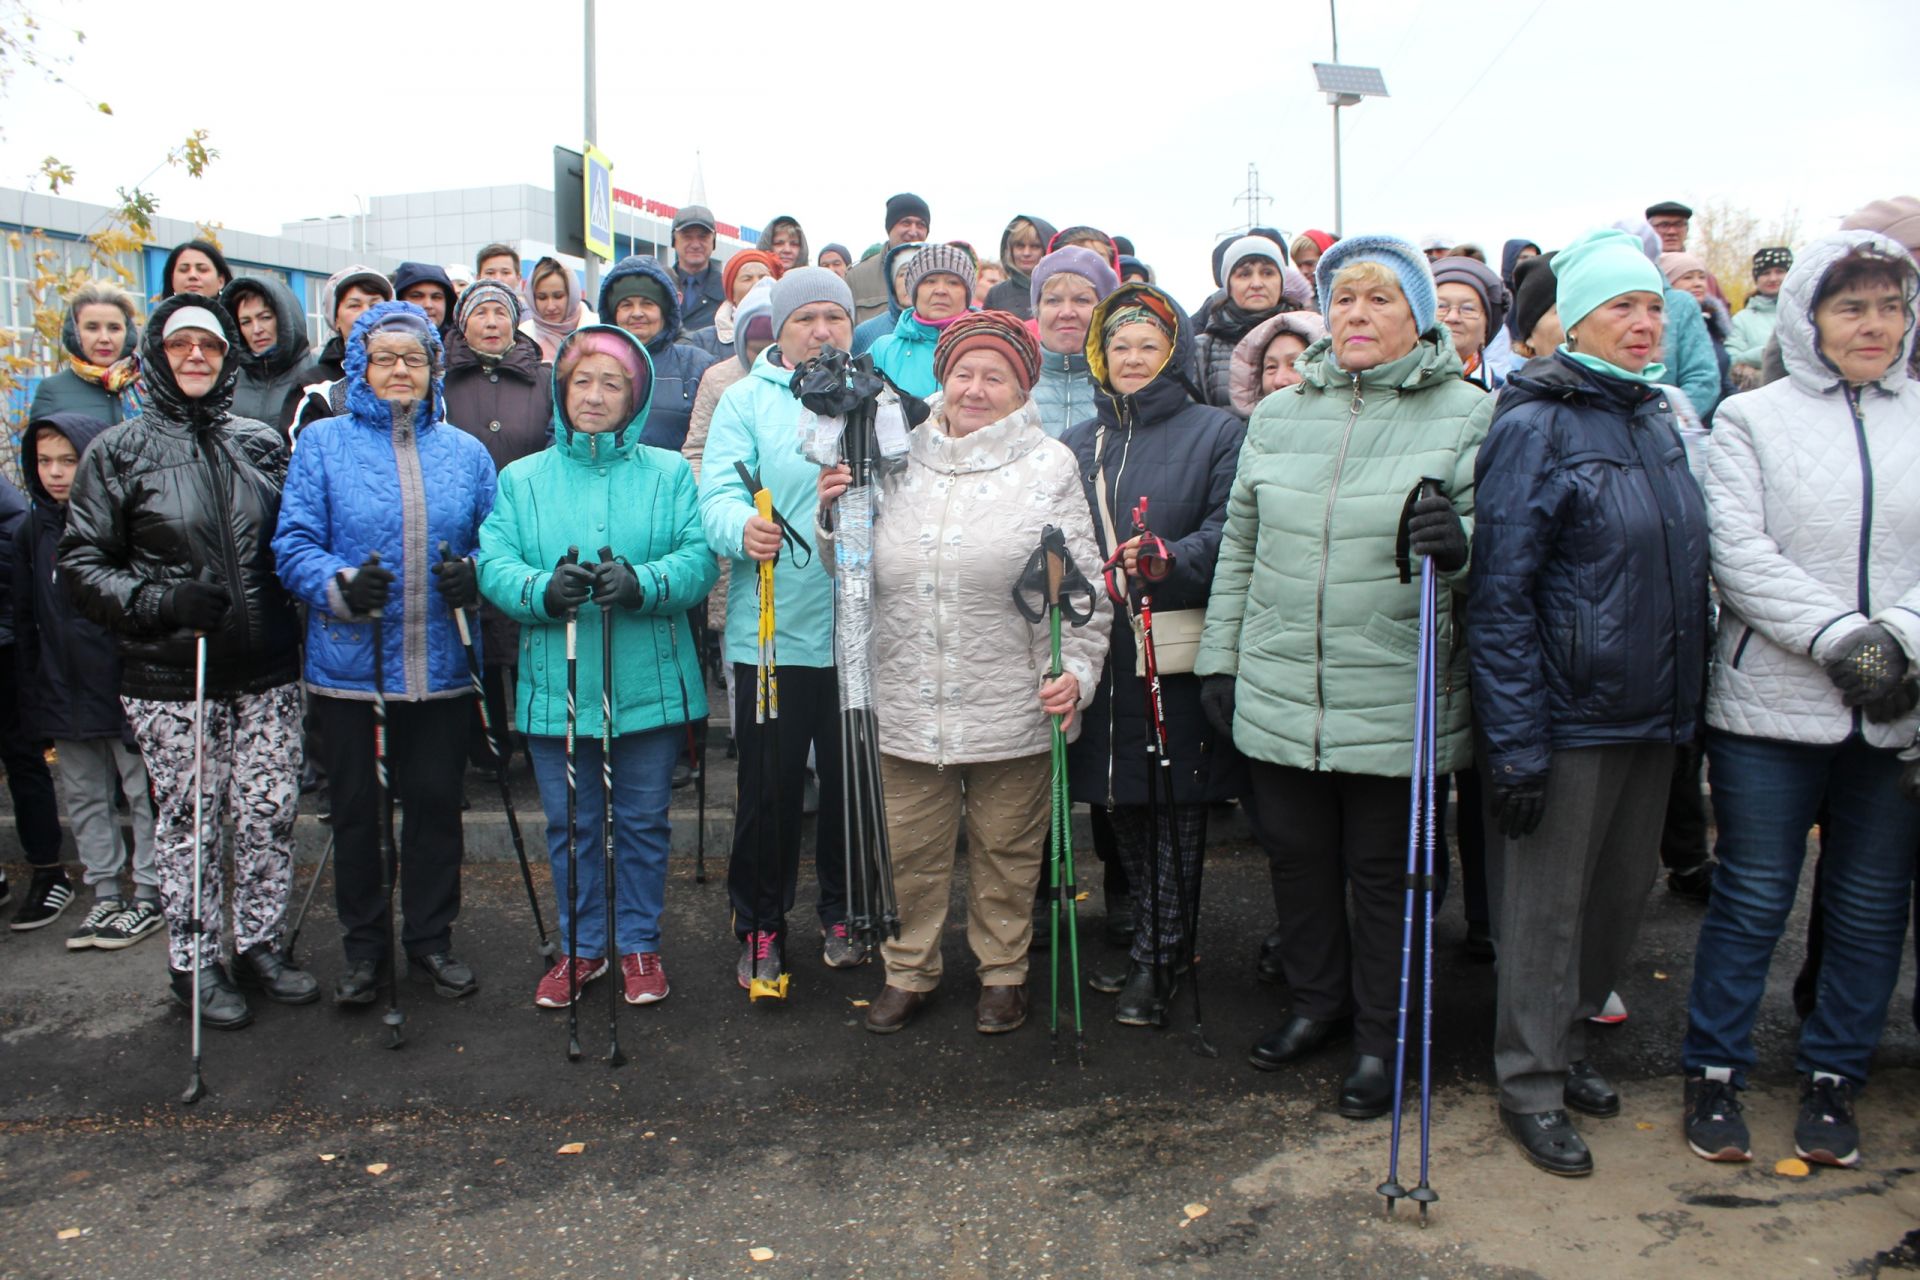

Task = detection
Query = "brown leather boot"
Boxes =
[864,983,929,1034]
[976,983,1028,1034]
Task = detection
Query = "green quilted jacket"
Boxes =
[1194,327,1495,776]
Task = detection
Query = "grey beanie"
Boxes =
[769,267,854,340]
[1219,235,1287,283]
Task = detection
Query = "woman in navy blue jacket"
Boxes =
[274,301,497,1006]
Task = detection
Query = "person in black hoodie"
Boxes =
[0,469,67,931]
[221,276,313,431]
[982,214,1057,322]
[14,413,162,949]
[61,294,318,1029]
[1061,282,1248,1027]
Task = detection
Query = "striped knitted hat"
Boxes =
[905,243,977,302]
[454,279,522,331]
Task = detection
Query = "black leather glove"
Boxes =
[1864,680,1920,725]
[1406,494,1468,572]
[160,580,230,632]
[1493,779,1548,840]
[1827,625,1910,707]
[591,559,644,610]
[431,555,479,610]
[543,560,593,617]
[1200,675,1237,739]
[337,557,394,616]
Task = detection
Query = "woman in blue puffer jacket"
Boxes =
[274,300,499,1006]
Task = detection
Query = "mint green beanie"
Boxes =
[1554,228,1665,332]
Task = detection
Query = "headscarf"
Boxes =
[525,257,586,361]
[60,289,144,410]
[1102,303,1172,346]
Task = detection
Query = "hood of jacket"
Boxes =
[1297,319,1467,397]
[598,255,686,354]
[1501,348,1658,417]
[343,299,447,434]
[756,216,810,267]
[444,324,545,383]
[140,293,243,428]
[548,324,656,454]
[878,240,929,321]
[389,262,458,335]
[1500,238,1541,287]
[1778,229,1917,397]
[20,411,111,507]
[220,275,312,380]
[1086,281,1206,426]
[997,214,1058,284]
[1228,311,1329,417]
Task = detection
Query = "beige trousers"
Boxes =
[878,752,1050,992]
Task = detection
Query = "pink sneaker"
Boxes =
[622,952,669,1004]
[533,955,608,1008]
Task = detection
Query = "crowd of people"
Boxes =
[3,189,1918,1183]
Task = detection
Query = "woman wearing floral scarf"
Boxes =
[30,282,144,423]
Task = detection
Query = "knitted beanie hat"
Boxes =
[768,267,854,339]
[722,250,783,303]
[1030,247,1119,311]
[454,280,522,331]
[934,309,1042,393]
[1314,234,1438,333]
[906,243,977,302]
[885,192,930,232]
[1752,247,1794,275]
[1555,228,1666,332]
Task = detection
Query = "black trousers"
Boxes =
[0,644,62,867]
[313,695,468,965]
[1246,761,1416,1058]
[727,663,845,937]
[1660,740,1710,871]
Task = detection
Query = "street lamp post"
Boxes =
[583,0,600,299]
[1314,1,1388,237]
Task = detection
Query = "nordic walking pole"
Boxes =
[1044,538,1087,1066]
[597,548,627,1068]
[180,631,210,1105]
[368,553,404,1050]
[441,542,555,960]
[561,546,583,1061]
[1411,481,1444,1224]
[748,486,789,1001]
[282,833,334,966]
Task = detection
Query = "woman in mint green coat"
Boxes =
[477,325,716,1012]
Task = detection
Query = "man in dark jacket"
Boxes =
[392,262,457,335]
[14,413,161,947]
[671,206,727,333]
[442,280,552,769]
[222,276,313,431]
[599,254,717,451]
[847,193,932,325]
[62,294,317,1024]
[0,468,68,931]
[284,264,393,435]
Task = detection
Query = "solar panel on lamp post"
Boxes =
[1312,60,1388,237]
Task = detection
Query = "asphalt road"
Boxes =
[1,819,1916,1279]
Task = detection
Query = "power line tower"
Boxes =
[1220,162,1274,240]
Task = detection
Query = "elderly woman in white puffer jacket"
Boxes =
[1682,230,1920,1171]
[816,310,1110,1038]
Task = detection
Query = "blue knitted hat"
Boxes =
[1314,234,1437,333]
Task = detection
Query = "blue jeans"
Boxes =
[527,726,679,959]
[1684,731,1920,1087]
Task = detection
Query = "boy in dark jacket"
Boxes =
[0,469,67,929]
[13,414,161,948]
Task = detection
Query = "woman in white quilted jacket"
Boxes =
[816,310,1110,1037]
[1682,230,1920,1171]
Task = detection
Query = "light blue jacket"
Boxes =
[697,349,837,668]
[1665,286,1722,421]
[1031,346,1097,438]
[1727,292,1778,368]
[866,309,944,399]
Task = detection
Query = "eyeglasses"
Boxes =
[1434,300,1482,320]
[368,352,431,369]
[162,336,227,357]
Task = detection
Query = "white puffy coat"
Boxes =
[823,396,1111,766]
[1705,229,1920,747]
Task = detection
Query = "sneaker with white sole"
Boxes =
[1684,1073,1752,1162]
[533,955,609,1008]
[10,870,74,931]
[1588,990,1628,1025]
[67,897,127,950]
[1795,1074,1860,1167]
[92,899,163,950]
[621,952,669,1004]
[822,922,869,969]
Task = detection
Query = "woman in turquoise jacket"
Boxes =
[868,244,976,398]
[477,325,715,1012]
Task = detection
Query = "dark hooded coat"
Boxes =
[221,275,313,430]
[597,255,718,453]
[983,214,1059,321]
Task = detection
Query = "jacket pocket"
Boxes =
[1572,599,1595,695]
[1729,625,1753,670]
[1361,611,1420,662]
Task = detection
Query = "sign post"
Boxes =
[584,144,615,267]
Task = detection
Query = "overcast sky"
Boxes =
[3,0,1917,306]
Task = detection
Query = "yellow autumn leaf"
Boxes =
[1774,1158,1811,1178]
[557,1142,586,1155]
[1635,1122,1656,1131]
[1184,1203,1209,1219]
[749,1247,775,1261]
[57,1228,82,1241]
[365,1163,389,1176]
[1653,971,1669,980]
[318,1153,337,1162]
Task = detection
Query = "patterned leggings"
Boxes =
[123,682,303,971]
[1104,803,1209,966]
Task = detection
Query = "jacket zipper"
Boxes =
[1312,373,1365,768]
[196,431,249,651]
[1847,384,1873,736]
[933,474,956,770]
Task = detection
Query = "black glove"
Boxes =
[1493,779,1548,840]
[160,580,230,632]
[1826,624,1910,707]
[431,555,479,610]
[337,557,394,616]
[1200,675,1237,739]
[543,560,593,617]
[1406,494,1468,572]
[591,559,644,610]
[1864,680,1920,725]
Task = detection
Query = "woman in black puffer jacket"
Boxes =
[1062,282,1247,1028]
[1192,237,1313,418]
[61,293,316,1031]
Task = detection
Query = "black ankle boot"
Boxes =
[236,944,321,1005]
[1113,962,1177,1028]
[169,963,252,1029]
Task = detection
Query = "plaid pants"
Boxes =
[1103,803,1208,966]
